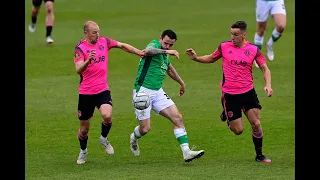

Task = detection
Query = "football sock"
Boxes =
[46,25,53,37]
[101,120,112,138]
[133,126,142,139]
[267,28,282,47]
[252,128,263,156]
[78,129,88,150]
[174,128,190,152]
[254,33,264,50]
[31,16,37,26]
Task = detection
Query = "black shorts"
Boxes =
[77,90,113,120]
[221,88,262,121]
[32,0,54,7]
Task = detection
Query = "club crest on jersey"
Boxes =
[75,52,81,59]
[244,50,250,56]
[99,45,104,51]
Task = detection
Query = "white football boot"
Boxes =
[183,149,205,162]
[130,133,140,156]
[76,149,88,165]
[46,36,54,44]
[99,136,114,155]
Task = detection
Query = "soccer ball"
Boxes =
[133,92,150,110]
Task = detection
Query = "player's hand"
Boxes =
[185,48,197,60]
[179,82,186,96]
[138,50,146,58]
[88,49,96,61]
[264,86,273,97]
[166,50,179,59]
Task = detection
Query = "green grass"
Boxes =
[25,0,295,179]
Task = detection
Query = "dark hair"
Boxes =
[161,29,177,40]
[231,21,247,31]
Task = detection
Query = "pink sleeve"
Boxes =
[74,47,85,63]
[211,44,222,60]
[255,48,266,66]
[104,37,119,50]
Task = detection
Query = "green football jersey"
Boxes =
[134,40,171,92]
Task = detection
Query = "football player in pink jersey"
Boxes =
[74,21,145,164]
[186,21,273,163]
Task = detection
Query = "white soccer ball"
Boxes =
[133,92,150,110]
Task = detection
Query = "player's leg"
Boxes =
[222,92,244,135]
[76,94,95,164]
[266,0,287,61]
[253,0,270,67]
[243,88,271,163]
[96,90,114,155]
[44,0,55,44]
[29,0,42,32]
[156,89,204,162]
[129,88,153,156]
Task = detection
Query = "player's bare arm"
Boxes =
[186,48,218,63]
[144,47,179,59]
[75,50,95,74]
[117,42,145,58]
[167,64,185,96]
[259,63,273,97]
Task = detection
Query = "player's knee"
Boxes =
[172,112,183,121]
[32,6,40,13]
[276,24,286,33]
[79,129,89,136]
[171,113,184,127]
[250,120,261,130]
[45,2,54,14]
[232,128,243,135]
[46,7,53,14]
[140,125,150,135]
[101,113,112,122]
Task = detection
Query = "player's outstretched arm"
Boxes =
[167,64,185,96]
[186,48,218,63]
[117,42,145,58]
[144,47,179,59]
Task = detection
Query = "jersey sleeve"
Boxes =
[104,37,119,50]
[211,44,222,60]
[255,48,267,66]
[74,46,85,63]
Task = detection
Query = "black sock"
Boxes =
[101,121,112,137]
[31,16,37,24]
[252,135,263,156]
[78,130,88,150]
[46,26,53,37]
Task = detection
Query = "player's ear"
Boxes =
[243,32,246,37]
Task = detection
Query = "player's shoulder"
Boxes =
[147,39,160,47]
[75,39,85,48]
[74,39,86,51]
[98,36,108,42]
[99,36,118,44]
[246,41,260,51]
[220,40,233,46]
